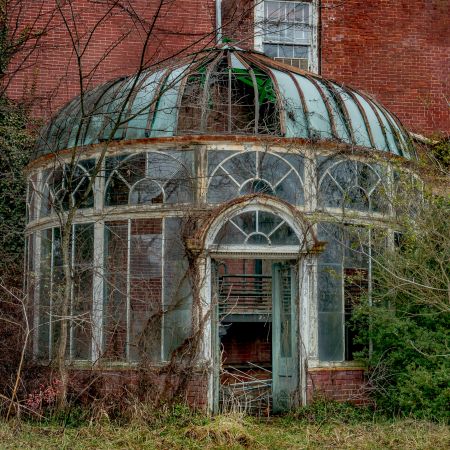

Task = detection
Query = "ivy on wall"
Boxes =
[0,96,34,280]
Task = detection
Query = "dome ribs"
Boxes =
[357,91,393,154]
[302,73,338,141]
[341,85,376,149]
[243,51,286,136]
[35,47,414,159]
[200,50,225,133]
[233,52,260,134]
[320,78,356,146]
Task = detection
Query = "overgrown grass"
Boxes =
[0,402,449,449]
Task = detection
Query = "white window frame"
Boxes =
[254,0,319,73]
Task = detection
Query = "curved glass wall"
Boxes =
[26,144,408,365]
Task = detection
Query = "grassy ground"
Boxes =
[0,414,448,450]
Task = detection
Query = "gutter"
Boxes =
[216,0,222,44]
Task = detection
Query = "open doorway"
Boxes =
[213,258,299,415]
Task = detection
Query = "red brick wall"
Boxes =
[69,368,209,409]
[221,322,272,366]
[7,0,216,119]
[307,368,369,405]
[320,0,450,136]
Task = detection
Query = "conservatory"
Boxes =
[26,46,414,412]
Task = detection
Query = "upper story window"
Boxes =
[256,1,316,72]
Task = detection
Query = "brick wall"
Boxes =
[320,0,450,136]
[69,368,209,409]
[7,0,216,119]
[307,368,369,405]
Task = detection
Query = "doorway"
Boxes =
[213,258,299,414]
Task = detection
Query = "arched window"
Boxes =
[40,161,94,217]
[105,151,193,206]
[214,210,300,247]
[208,150,304,205]
[318,159,387,212]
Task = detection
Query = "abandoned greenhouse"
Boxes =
[26,46,416,413]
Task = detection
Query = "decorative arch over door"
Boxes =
[201,196,317,413]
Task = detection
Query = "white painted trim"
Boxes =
[254,0,319,73]
[126,219,131,361]
[205,198,310,249]
[92,220,105,362]
[33,231,42,358]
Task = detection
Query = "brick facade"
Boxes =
[7,0,216,120]
[320,0,450,136]
[307,368,369,405]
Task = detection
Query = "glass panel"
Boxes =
[129,219,162,362]
[51,228,63,359]
[279,269,292,357]
[208,150,304,205]
[103,221,128,360]
[270,222,300,245]
[38,229,52,359]
[163,218,192,359]
[319,159,385,212]
[105,154,146,206]
[240,178,274,195]
[318,223,344,362]
[213,210,299,246]
[72,223,94,360]
[130,179,163,204]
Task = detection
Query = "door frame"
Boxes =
[198,198,318,413]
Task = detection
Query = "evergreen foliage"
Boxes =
[354,196,450,422]
[0,96,34,278]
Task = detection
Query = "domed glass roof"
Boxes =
[37,46,413,158]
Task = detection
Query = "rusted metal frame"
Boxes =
[234,52,260,134]
[120,69,158,138]
[250,51,310,77]
[96,77,131,143]
[304,74,338,140]
[343,87,376,148]
[286,72,312,139]
[80,80,121,146]
[200,50,225,133]
[320,79,355,145]
[227,52,232,133]
[357,91,393,153]
[144,68,172,137]
[243,52,286,136]
[370,98,406,157]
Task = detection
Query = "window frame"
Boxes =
[254,0,319,73]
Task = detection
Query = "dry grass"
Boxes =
[0,415,448,449]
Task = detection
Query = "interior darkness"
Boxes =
[217,258,273,385]
[221,322,272,369]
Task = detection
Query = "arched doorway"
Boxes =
[203,198,316,414]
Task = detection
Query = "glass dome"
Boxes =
[36,46,413,158]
